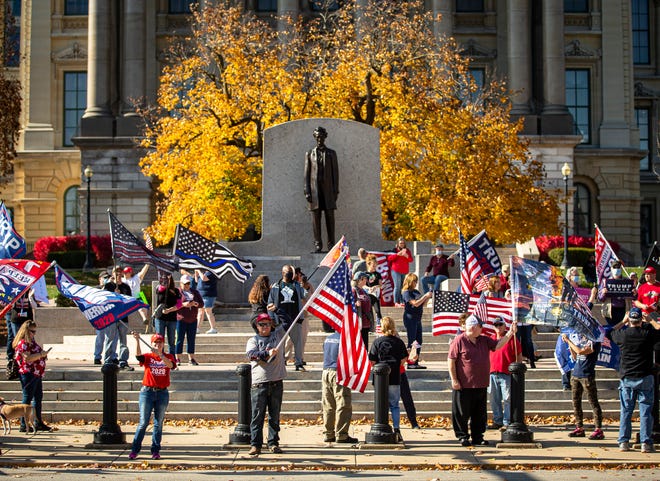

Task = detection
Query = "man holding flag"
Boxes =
[103,267,134,370]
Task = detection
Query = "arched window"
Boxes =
[64,186,80,235]
[573,182,591,236]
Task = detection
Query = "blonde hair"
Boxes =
[458,312,469,329]
[487,276,501,291]
[12,320,37,349]
[380,316,397,336]
[401,273,418,292]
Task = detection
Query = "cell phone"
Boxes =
[45,347,52,353]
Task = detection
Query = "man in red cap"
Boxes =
[634,267,660,317]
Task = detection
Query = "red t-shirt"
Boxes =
[448,334,497,389]
[637,281,660,314]
[140,352,175,389]
[489,334,521,374]
[388,248,413,274]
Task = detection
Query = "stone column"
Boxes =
[81,0,114,136]
[19,0,54,150]
[540,0,574,134]
[599,0,635,147]
[117,0,146,137]
[432,0,452,38]
[507,0,532,116]
[277,0,298,33]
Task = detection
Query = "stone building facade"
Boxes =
[3,0,659,263]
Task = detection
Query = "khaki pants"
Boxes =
[322,369,352,440]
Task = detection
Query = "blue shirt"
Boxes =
[196,271,217,298]
[323,332,340,369]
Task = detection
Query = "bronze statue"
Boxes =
[304,126,339,253]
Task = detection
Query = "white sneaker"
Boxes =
[642,443,654,453]
[206,328,218,334]
[619,442,631,452]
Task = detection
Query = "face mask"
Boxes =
[436,250,443,256]
[572,276,580,283]
[284,272,294,282]
[612,268,622,277]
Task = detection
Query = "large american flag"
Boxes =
[108,211,179,272]
[432,290,512,337]
[173,225,254,283]
[595,225,620,288]
[305,255,371,392]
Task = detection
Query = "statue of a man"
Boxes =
[304,126,339,253]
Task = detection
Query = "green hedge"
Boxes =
[47,250,87,268]
[547,247,594,267]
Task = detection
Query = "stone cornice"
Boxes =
[565,39,600,58]
[52,42,87,61]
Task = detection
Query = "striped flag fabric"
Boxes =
[173,225,254,283]
[304,255,371,392]
[432,290,512,336]
[108,211,179,272]
[458,229,501,294]
[319,236,349,268]
[594,225,620,288]
[0,259,53,318]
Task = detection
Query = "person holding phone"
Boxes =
[172,275,203,365]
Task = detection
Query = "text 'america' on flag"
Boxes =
[54,265,148,330]
[108,211,178,272]
[432,290,513,337]
[173,225,254,283]
[304,256,371,392]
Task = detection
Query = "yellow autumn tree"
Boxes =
[0,2,21,183]
[142,0,560,245]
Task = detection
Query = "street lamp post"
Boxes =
[82,166,94,272]
[560,162,572,269]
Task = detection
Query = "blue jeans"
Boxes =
[102,321,128,364]
[391,271,405,304]
[618,375,654,445]
[19,372,43,427]
[154,319,177,355]
[94,329,104,361]
[5,314,15,359]
[250,380,284,448]
[489,372,511,426]
[403,318,423,355]
[388,384,401,429]
[131,386,170,455]
[421,274,447,294]
[175,321,197,355]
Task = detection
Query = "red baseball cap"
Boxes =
[644,267,656,274]
[151,334,164,343]
[123,266,133,274]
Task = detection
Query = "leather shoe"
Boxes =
[93,359,102,365]
[337,436,358,444]
[295,365,306,372]
[248,446,260,456]
[35,423,53,432]
[323,436,336,443]
[269,445,283,454]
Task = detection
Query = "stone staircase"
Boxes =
[1,307,623,423]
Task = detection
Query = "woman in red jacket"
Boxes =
[388,237,413,306]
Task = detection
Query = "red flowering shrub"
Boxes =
[33,235,112,267]
[535,235,620,263]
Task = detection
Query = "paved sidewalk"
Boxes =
[0,422,658,470]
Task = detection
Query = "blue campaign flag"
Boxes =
[554,326,620,374]
[0,202,26,259]
[55,265,148,330]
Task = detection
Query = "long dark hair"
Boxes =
[248,275,270,304]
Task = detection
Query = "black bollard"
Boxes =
[228,363,252,445]
[92,362,126,445]
[365,362,397,444]
[501,361,534,443]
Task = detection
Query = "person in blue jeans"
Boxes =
[609,307,660,453]
[421,244,455,294]
[154,273,180,355]
[128,332,176,460]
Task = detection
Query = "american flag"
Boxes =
[459,229,500,294]
[595,225,620,288]
[305,255,371,392]
[319,236,349,268]
[432,290,512,336]
[108,211,179,272]
[473,292,489,324]
[173,225,254,283]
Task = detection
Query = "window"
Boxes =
[64,186,80,235]
[468,68,485,89]
[257,0,278,11]
[641,204,653,248]
[64,0,88,15]
[635,107,651,171]
[169,0,192,14]
[565,69,590,144]
[456,0,484,12]
[573,183,591,236]
[309,0,341,11]
[63,72,87,147]
[564,0,588,13]
[4,0,20,67]
[632,0,650,64]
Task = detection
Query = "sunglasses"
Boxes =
[29,330,37,334]
[493,323,505,327]
[257,323,271,327]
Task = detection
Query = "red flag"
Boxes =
[319,236,348,268]
[0,260,53,318]
[305,255,371,392]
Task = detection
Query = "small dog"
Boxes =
[0,398,35,435]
